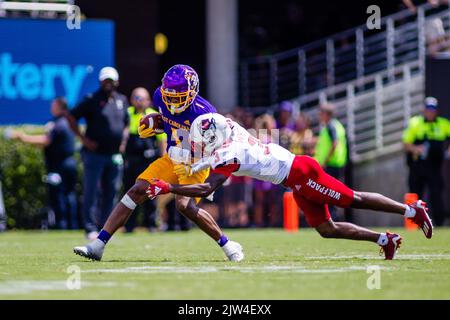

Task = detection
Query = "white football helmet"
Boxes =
[190,113,232,158]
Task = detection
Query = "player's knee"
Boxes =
[127,181,149,205]
[316,222,338,238]
[352,191,383,209]
[350,191,364,208]
[318,229,335,238]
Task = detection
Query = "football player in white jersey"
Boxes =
[147,113,433,260]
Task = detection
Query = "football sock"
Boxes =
[404,205,416,218]
[377,233,388,246]
[217,234,229,247]
[97,229,111,244]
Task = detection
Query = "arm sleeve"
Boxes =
[211,163,240,177]
[70,97,90,120]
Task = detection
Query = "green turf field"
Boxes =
[0,228,449,299]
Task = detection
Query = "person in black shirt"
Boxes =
[65,67,129,239]
[11,97,78,229]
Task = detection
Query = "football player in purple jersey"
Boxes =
[74,65,244,262]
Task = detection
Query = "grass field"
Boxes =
[0,228,449,299]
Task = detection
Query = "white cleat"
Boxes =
[73,239,105,261]
[222,241,244,262]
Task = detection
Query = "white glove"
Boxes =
[191,157,213,174]
[173,163,192,179]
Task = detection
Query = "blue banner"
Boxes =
[0,18,115,124]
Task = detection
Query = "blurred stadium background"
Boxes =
[1,0,450,232]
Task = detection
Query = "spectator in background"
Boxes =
[252,114,280,227]
[289,112,315,156]
[242,110,257,129]
[402,0,448,14]
[218,107,253,227]
[66,67,129,239]
[314,103,348,221]
[276,101,295,150]
[230,106,244,123]
[10,97,78,229]
[123,87,166,232]
[403,97,450,226]
[425,15,450,56]
[274,100,295,234]
[221,175,252,228]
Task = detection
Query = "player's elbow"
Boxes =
[195,182,216,198]
[198,187,214,198]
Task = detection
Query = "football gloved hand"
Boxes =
[138,124,155,139]
[173,163,193,179]
[146,178,171,200]
[191,158,213,174]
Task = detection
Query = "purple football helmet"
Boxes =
[160,64,199,114]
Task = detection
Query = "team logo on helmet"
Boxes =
[201,118,216,133]
[185,70,199,90]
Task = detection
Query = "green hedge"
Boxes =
[0,126,83,229]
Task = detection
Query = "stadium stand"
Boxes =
[0,0,74,18]
[240,2,450,165]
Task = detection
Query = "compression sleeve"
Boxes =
[211,163,240,177]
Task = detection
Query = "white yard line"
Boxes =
[79,253,450,275]
[83,265,392,274]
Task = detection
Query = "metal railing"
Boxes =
[299,61,423,164]
[240,3,449,108]
[0,0,74,18]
